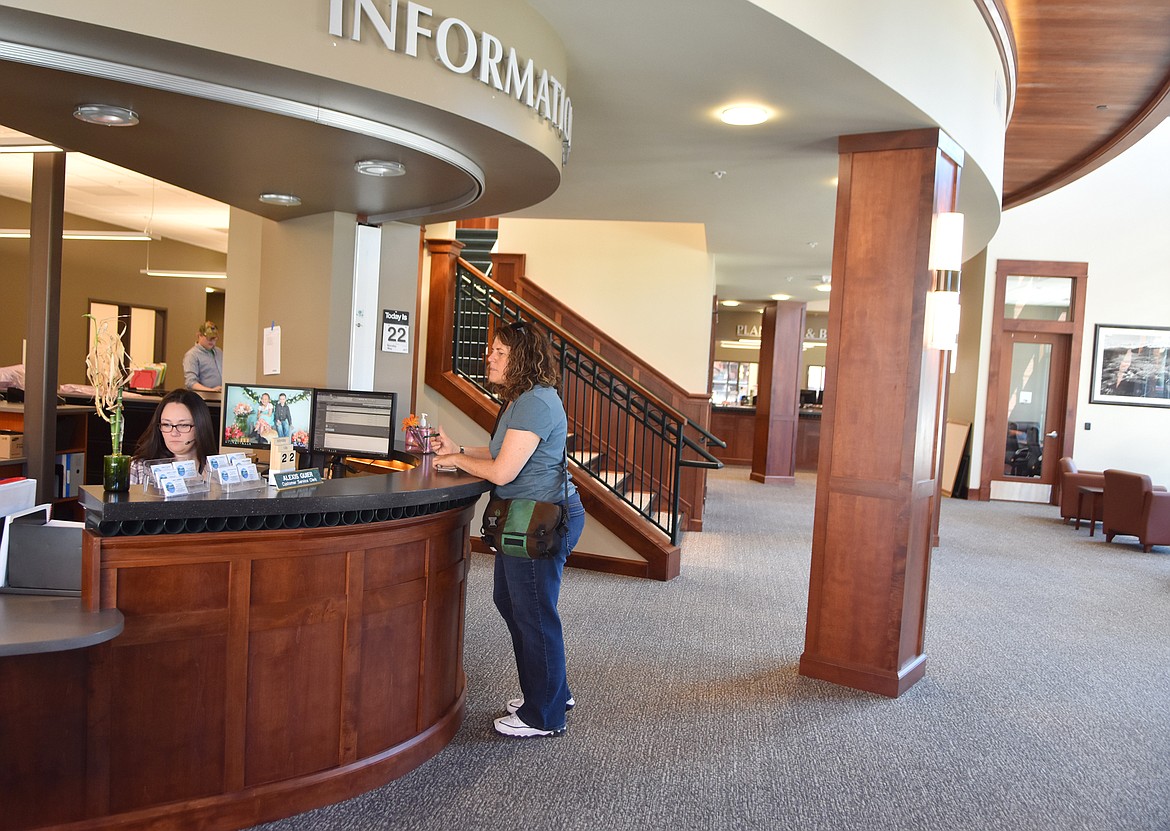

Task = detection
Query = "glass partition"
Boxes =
[711,361,758,406]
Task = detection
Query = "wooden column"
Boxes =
[751,301,806,484]
[799,129,962,697]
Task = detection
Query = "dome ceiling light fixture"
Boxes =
[73,104,139,127]
[258,192,302,207]
[354,159,406,177]
[718,104,770,126]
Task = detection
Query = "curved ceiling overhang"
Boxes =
[0,39,485,220]
[0,4,566,225]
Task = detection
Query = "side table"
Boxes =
[1076,485,1105,537]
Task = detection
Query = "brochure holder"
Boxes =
[208,454,268,493]
[142,458,211,498]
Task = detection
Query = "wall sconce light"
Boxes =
[926,212,964,351]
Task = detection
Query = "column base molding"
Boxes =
[798,652,927,698]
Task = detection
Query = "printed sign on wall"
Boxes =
[382,310,410,353]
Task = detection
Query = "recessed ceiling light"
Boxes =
[354,159,406,177]
[816,284,833,293]
[73,104,139,127]
[719,105,770,126]
[770,293,792,301]
[258,192,302,206]
[721,299,741,307]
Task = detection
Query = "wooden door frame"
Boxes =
[979,259,1088,501]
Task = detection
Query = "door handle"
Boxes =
[1046,431,1058,438]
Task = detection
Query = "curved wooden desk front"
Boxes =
[1,461,489,831]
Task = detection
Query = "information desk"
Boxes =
[0,455,490,831]
[709,405,822,470]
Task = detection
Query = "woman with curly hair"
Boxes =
[430,321,585,738]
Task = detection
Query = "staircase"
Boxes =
[454,226,497,277]
[424,238,724,581]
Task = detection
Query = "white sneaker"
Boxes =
[493,712,565,738]
[506,696,575,715]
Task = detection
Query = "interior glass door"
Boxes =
[995,332,1069,499]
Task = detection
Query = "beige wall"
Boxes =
[242,212,356,389]
[496,218,714,393]
[0,194,226,384]
[976,119,1170,487]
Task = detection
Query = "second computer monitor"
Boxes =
[310,388,398,460]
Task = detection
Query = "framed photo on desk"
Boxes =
[1089,324,1170,408]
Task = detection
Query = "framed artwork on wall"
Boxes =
[1089,324,1170,408]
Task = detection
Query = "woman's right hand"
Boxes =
[430,424,457,455]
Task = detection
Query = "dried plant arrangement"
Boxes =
[84,314,131,456]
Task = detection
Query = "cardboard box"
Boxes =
[0,431,24,459]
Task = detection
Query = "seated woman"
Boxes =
[129,388,219,485]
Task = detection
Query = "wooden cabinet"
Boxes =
[2,504,473,830]
[796,413,821,471]
[710,407,756,465]
[710,406,821,471]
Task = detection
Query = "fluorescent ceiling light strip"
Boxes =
[0,40,486,217]
[0,144,63,153]
[0,228,152,240]
[140,269,227,278]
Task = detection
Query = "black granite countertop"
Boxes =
[712,405,822,418]
[80,452,490,529]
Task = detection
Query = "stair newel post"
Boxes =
[424,238,465,381]
[669,418,685,546]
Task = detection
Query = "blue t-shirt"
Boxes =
[490,385,577,503]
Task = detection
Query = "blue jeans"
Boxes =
[276,419,291,438]
[492,492,585,731]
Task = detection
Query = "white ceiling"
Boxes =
[0,127,230,253]
[0,0,960,309]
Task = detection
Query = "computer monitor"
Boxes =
[310,388,398,461]
[221,383,314,452]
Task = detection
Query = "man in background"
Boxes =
[183,321,223,392]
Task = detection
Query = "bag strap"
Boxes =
[488,401,507,498]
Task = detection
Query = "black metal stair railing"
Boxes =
[451,260,723,545]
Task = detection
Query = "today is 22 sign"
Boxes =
[382,309,410,353]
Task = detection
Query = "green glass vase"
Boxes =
[104,454,130,492]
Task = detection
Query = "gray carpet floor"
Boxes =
[252,467,1170,831]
